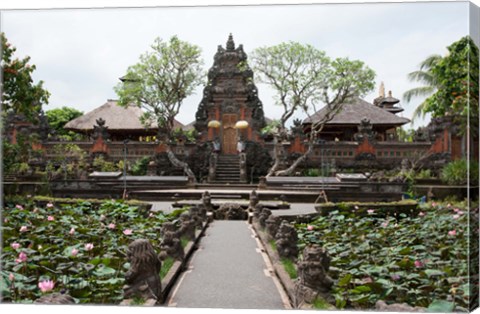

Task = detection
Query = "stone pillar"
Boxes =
[239,152,247,183]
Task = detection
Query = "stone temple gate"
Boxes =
[194,34,267,155]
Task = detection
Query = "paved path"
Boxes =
[168,221,289,309]
[150,202,317,216]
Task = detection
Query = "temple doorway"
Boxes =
[222,114,237,154]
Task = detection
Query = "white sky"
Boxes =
[1,0,479,131]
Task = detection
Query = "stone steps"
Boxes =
[215,155,241,183]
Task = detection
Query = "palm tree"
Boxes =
[402,54,442,123]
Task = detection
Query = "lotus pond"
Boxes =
[296,201,477,312]
[1,198,185,304]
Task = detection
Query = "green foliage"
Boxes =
[303,168,321,177]
[441,159,479,185]
[296,201,472,310]
[415,169,434,179]
[396,127,415,142]
[2,141,21,174]
[281,258,297,279]
[172,127,197,143]
[250,42,375,129]
[405,36,479,133]
[92,155,116,172]
[130,156,150,176]
[159,257,174,279]
[115,35,204,136]
[424,36,479,134]
[1,33,50,122]
[1,198,178,304]
[45,107,83,140]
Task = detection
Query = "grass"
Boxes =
[160,257,175,279]
[269,239,277,251]
[312,296,332,309]
[131,296,146,305]
[281,258,297,279]
[180,236,190,248]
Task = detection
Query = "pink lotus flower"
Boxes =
[33,208,39,213]
[448,230,457,236]
[4,218,8,223]
[149,212,154,218]
[354,205,359,210]
[15,204,24,210]
[307,225,314,231]
[391,274,401,281]
[453,208,460,213]
[69,228,75,235]
[123,229,133,235]
[457,210,465,215]
[453,214,460,220]
[431,202,437,207]
[419,212,426,217]
[19,226,28,232]
[84,243,94,251]
[16,252,27,263]
[38,280,55,293]
[47,216,55,221]
[9,273,14,281]
[381,221,389,228]
[46,203,54,208]
[11,242,21,250]
[71,248,79,256]
[108,223,116,229]
[367,209,375,214]
[414,260,424,268]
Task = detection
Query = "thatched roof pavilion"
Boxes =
[64,99,184,141]
[303,97,410,141]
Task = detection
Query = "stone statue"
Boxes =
[265,214,281,240]
[159,222,184,261]
[297,245,333,292]
[216,203,247,220]
[202,190,214,212]
[249,189,259,209]
[258,208,272,228]
[123,239,162,302]
[294,244,334,306]
[275,220,298,260]
[189,205,204,229]
[179,211,196,241]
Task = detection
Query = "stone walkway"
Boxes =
[167,220,290,309]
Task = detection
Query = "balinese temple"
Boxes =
[64,99,184,141]
[303,86,410,142]
[194,34,267,154]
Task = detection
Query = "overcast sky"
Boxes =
[1,0,479,129]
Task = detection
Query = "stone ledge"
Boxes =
[120,220,210,306]
[160,220,209,304]
[251,221,298,308]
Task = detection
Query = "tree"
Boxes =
[115,36,204,180]
[403,36,479,135]
[46,106,83,140]
[423,36,479,135]
[250,42,375,176]
[402,54,442,123]
[1,33,50,122]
